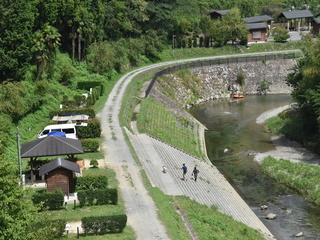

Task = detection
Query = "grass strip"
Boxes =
[261,156,320,206]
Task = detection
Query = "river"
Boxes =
[189,95,320,240]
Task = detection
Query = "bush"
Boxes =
[76,119,101,138]
[75,175,108,190]
[82,215,127,235]
[77,189,118,206]
[274,34,290,42]
[31,219,66,240]
[81,139,100,152]
[90,159,99,168]
[32,189,64,210]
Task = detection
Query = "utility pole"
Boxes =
[172,35,176,58]
[16,127,22,184]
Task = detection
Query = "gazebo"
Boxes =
[39,157,80,195]
[21,135,83,182]
[278,10,314,31]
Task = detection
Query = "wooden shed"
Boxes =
[246,22,268,42]
[39,157,80,196]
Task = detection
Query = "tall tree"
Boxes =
[221,8,248,44]
[287,40,320,132]
[0,162,38,239]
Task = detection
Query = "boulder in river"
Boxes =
[265,213,277,220]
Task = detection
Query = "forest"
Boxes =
[1,0,320,239]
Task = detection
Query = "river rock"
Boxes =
[266,213,277,220]
[260,205,268,210]
[295,232,303,237]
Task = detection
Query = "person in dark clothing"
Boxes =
[181,163,187,180]
[192,167,199,182]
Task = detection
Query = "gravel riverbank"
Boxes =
[255,105,320,165]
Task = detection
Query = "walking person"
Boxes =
[192,166,199,182]
[181,163,187,180]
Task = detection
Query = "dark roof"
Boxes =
[279,10,313,19]
[242,15,273,23]
[314,18,320,24]
[246,22,268,30]
[21,136,83,158]
[215,10,230,16]
[39,157,80,176]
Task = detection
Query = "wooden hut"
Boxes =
[39,157,80,195]
[246,22,269,42]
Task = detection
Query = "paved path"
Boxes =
[95,52,301,240]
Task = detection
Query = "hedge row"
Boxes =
[78,81,105,95]
[49,107,96,119]
[75,175,108,190]
[32,189,64,210]
[81,138,100,152]
[77,189,118,207]
[76,119,101,138]
[82,215,127,235]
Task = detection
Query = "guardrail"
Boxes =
[145,52,299,97]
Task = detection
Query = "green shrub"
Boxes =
[76,119,101,138]
[75,175,108,190]
[77,189,118,206]
[82,215,127,235]
[31,219,66,240]
[32,189,64,210]
[90,159,99,168]
[81,139,100,152]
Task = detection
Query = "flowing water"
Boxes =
[189,95,320,240]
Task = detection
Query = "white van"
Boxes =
[38,124,77,139]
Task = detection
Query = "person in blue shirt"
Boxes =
[181,163,187,180]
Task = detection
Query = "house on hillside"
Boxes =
[208,9,230,20]
[246,22,269,42]
[278,10,314,31]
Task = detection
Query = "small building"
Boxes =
[278,10,313,31]
[208,9,230,20]
[246,22,268,42]
[39,157,80,195]
[313,18,320,35]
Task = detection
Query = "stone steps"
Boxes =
[126,129,275,239]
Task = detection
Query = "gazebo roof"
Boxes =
[21,136,83,158]
[279,10,313,20]
[242,15,273,23]
[39,157,80,176]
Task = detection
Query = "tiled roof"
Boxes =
[280,10,313,19]
[242,15,273,23]
[21,136,83,158]
[246,22,268,30]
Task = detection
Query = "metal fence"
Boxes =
[145,52,299,97]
